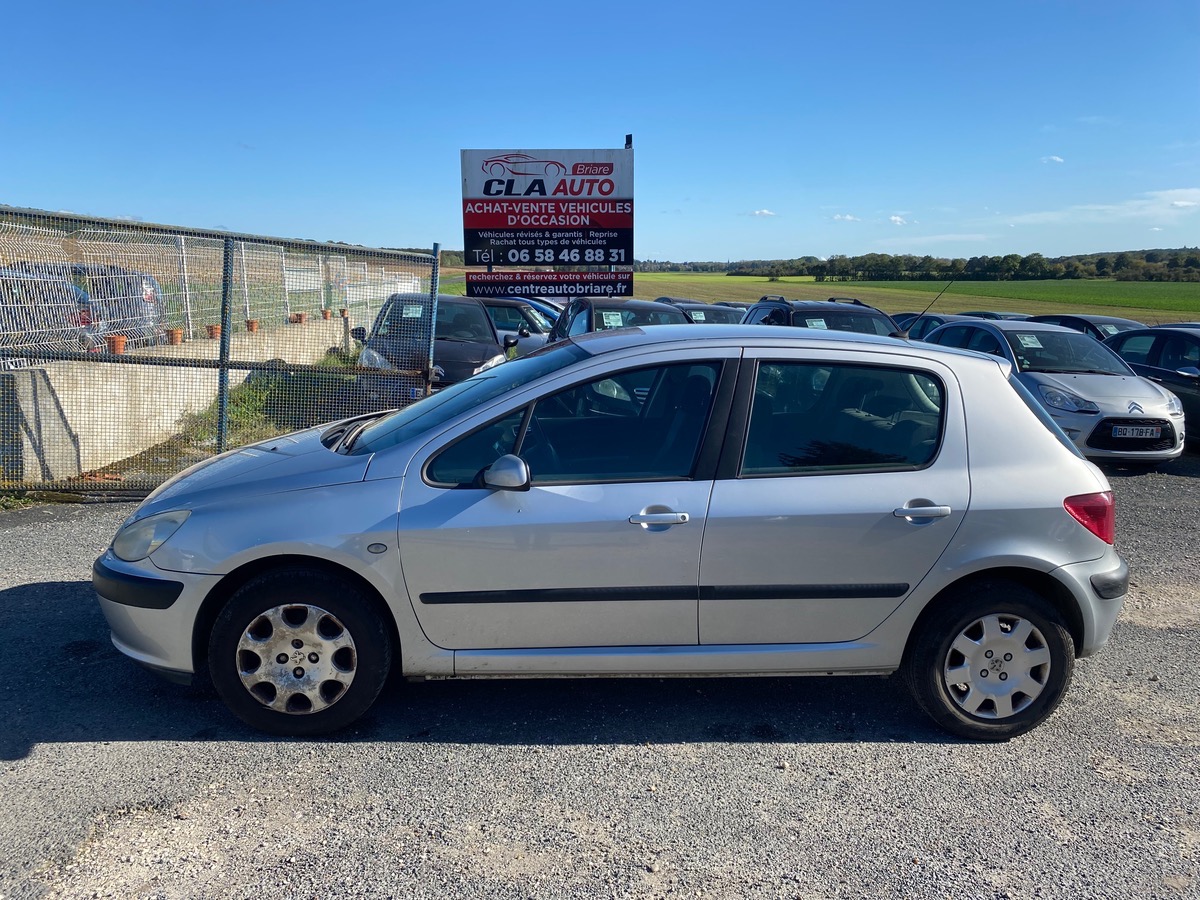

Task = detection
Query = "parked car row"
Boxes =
[346,293,1194,467]
[0,262,168,353]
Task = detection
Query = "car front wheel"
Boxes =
[904,582,1074,741]
[208,568,392,736]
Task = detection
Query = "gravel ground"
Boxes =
[1,455,1198,900]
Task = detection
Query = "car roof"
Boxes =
[581,297,684,311]
[477,296,533,308]
[958,319,1079,334]
[1119,325,1200,336]
[911,312,976,322]
[752,295,882,311]
[1028,313,1144,326]
[560,322,1006,367]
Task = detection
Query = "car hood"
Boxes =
[369,334,502,383]
[136,424,370,515]
[1023,372,1175,408]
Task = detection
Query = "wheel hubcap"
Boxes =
[234,604,357,715]
[942,613,1051,719]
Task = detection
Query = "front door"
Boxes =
[398,355,731,651]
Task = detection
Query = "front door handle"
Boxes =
[893,505,951,520]
[629,512,690,526]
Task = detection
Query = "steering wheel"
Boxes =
[519,416,561,476]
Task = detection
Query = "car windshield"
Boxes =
[349,341,590,454]
[791,311,894,336]
[1005,330,1133,375]
[436,302,494,342]
[687,305,744,324]
[593,306,690,329]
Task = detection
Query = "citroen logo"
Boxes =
[1128,401,1144,414]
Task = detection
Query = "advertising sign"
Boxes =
[461,148,634,267]
[465,270,634,298]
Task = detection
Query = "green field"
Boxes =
[627,273,1200,322]
[440,270,1200,322]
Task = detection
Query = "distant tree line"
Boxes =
[633,249,1200,282]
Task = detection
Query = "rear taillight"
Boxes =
[1064,491,1115,544]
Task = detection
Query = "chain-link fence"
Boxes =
[0,206,438,495]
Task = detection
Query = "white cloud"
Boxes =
[751,209,777,217]
[833,214,860,222]
[889,215,907,226]
[1003,188,1200,226]
[1150,227,1164,231]
[1041,155,1065,164]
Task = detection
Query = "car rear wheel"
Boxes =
[904,582,1074,741]
[208,568,392,736]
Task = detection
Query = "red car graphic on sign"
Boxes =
[482,154,567,178]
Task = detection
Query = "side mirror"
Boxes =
[518,326,530,338]
[1178,366,1200,379]
[350,326,366,343]
[483,454,530,491]
[503,334,520,350]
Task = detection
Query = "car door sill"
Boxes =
[451,642,897,676]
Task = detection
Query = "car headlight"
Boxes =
[1038,384,1099,414]
[359,347,394,370]
[473,353,506,375]
[111,510,191,562]
[1166,393,1184,417]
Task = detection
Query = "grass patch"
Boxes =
[177,348,362,449]
[606,273,1200,322]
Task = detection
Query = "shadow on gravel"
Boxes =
[1097,451,1200,481]
[1,579,951,760]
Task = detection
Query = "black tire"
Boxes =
[903,581,1074,741]
[208,567,392,736]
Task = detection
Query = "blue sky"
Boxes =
[3,0,1198,262]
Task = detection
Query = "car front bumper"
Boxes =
[93,550,220,681]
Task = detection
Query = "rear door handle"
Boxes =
[629,512,690,526]
[893,505,951,519]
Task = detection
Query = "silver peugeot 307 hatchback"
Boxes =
[93,325,1128,741]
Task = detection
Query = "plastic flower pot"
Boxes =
[167,328,183,345]
[321,308,332,320]
[105,333,127,354]
[206,324,222,339]
[246,319,259,333]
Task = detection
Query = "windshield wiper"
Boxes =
[339,418,375,452]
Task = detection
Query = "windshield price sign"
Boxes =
[461,148,634,266]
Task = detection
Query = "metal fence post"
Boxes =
[427,243,440,396]
[176,235,195,337]
[238,240,252,320]
[216,238,234,454]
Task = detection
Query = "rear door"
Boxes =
[699,347,970,645]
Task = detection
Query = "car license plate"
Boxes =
[1112,425,1160,439]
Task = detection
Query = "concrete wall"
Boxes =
[3,317,351,482]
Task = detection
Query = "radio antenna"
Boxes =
[894,280,956,339]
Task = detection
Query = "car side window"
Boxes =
[1109,334,1156,366]
[966,330,1003,355]
[742,362,944,475]
[567,308,591,336]
[929,325,971,348]
[1161,335,1200,370]
[426,409,527,486]
[526,362,721,484]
